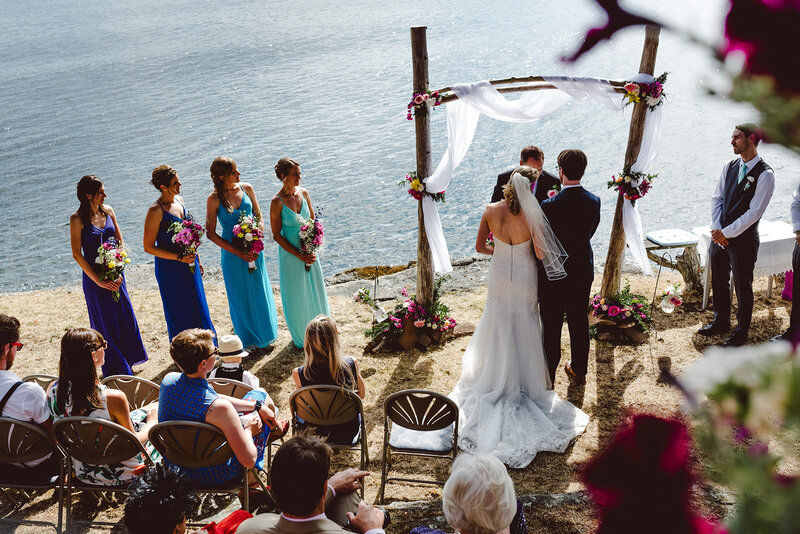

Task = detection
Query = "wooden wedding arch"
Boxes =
[409,25,661,309]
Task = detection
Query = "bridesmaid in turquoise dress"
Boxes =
[69,175,148,376]
[270,158,330,348]
[206,157,278,348]
[143,165,216,341]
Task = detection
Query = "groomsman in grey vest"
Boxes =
[698,123,775,346]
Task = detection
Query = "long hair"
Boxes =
[210,156,236,212]
[56,328,104,416]
[302,315,353,388]
[76,175,106,228]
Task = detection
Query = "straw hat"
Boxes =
[218,334,249,359]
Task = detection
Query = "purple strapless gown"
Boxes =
[81,215,147,376]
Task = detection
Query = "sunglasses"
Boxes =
[207,347,219,360]
[92,340,108,351]
[9,342,23,351]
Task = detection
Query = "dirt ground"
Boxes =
[0,265,792,533]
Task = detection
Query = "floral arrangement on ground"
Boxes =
[355,277,456,350]
[588,282,652,343]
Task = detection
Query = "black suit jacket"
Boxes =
[541,186,601,282]
[491,169,560,205]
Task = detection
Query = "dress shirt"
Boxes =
[560,184,582,191]
[791,182,800,233]
[709,154,776,238]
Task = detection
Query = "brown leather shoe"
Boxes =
[564,362,586,385]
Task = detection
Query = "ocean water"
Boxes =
[1,0,797,293]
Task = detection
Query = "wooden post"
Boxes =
[600,25,660,298]
[411,26,434,308]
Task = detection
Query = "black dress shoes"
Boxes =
[723,332,747,347]
[698,322,731,337]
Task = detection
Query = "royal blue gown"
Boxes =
[217,186,279,348]
[278,197,330,348]
[154,201,216,341]
[81,215,148,376]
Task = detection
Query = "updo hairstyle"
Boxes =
[151,165,178,191]
[502,165,539,215]
[274,158,300,181]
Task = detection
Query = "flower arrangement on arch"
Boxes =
[360,278,456,341]
[607,169,657,206]
[399,171,445,202]
[168,215,204,274]
[589,282,652,333]
[406,89,442,120]
[95,237,131,302]
[623,72,668,111]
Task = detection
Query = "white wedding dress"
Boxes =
[450,237,590,469]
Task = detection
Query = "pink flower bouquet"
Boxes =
[299,212,324,272]
[168,215,205,274]
[232,213,264,273]
[94,237,131,302]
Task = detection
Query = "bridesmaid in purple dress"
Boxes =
[69,175,147,376]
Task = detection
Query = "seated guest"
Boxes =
[124,463,253,534]
[439,452,526,534]
[159,328,284,490]
[48,327,159,485]
[237,434,387,534]
[0,314,59,483]
[208,334,261,390]
[291,315,365,443]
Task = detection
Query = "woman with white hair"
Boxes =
[439,452,525,534]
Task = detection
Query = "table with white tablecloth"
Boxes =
[693,220,796,309]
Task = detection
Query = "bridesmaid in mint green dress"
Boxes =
[270,158,330,348]
[206,157,278,348]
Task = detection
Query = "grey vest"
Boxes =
[721,158,771,238]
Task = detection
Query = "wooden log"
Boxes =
[675,246,704,295]
[438,83,627,104]
[411,26,434,309]
[600,25,661,298]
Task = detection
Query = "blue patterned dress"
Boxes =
[216,186,279,348]
[158,372,269,486]
[81,215,147,376]
[154,201,216,341]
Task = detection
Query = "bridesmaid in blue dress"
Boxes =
[206,157,278,349]
[69,175,148,376]
[143,165,216,341]
[269,158,331,348]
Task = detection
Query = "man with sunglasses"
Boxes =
[0,314,59,482]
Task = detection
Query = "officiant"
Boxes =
[491,146,560,205]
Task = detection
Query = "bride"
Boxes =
[450,168,589,468]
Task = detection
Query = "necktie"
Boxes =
[737,161,747,185]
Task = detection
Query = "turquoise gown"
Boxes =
[278,196,330,348]
[216,186,279,348]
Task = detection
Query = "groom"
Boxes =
[540,150,600,386]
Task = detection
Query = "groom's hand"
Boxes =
[710,229,728,246]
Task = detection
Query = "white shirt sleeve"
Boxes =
[721,167,776,238]
[791,182,800,233]
[709,163,728,231]
[243,371,260,389]
[23,383,51,424]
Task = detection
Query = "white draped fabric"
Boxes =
[421,74,662,275]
